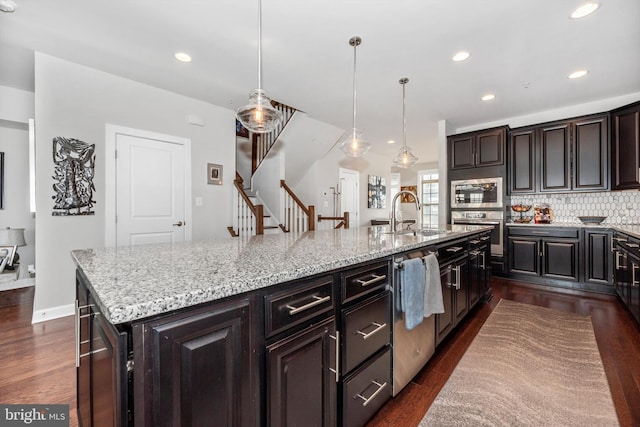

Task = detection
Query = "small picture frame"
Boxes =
[207,163,223,185]
[0,245,17,267]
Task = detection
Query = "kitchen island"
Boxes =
[71,224,492,427]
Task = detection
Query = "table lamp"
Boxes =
[0,227,26,270]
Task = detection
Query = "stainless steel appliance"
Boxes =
[391,253,436,396]
[451,177,503,209]
[451,210,504,257]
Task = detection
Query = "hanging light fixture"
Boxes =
[337,36,371,157]
[393,77,419,168]
[236,0,283,133]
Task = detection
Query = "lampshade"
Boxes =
[235,0,283,134]
[0,227,26,246]
[339,36,371,157]
[393,77,419,168]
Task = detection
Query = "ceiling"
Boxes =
[1,0,639,163]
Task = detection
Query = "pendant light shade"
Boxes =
[338,36,371,157]
[235,0,283,134]
[393,77,418,168]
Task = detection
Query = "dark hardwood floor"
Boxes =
[367,277,640,427]
[1,279,639,427]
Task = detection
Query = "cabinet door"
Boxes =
[539,123,571,192]
[613,248,629,302]
[542,239,579,281]
[449,135,475,169]
[508,237,540,276]
[475,128,505,167]
[468,250,481,308]
[573,115,609,191]
[509,129,536,194]
[629,259,640,323]
[584,230,612,286]
[611,104,640,190]
[453,258,469,325]
[267,317,337,427]
[435,265,455,346]
[136,299,252,427]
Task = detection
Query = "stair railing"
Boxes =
[252,101,297,173]
[317,212,350,229]
[229,174,264,237]
[280,180,315,233]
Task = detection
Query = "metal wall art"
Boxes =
[52,137,96,216]
[367,175,386,209]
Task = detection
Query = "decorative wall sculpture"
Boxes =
[52,137,96,216]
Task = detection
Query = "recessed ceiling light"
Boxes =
[0,0,16,13]
[174,52,192,63]
[568,70,589,79]
[570,2,599,19]
[481,94,496,101]
[452,51,471,62]
[387,140,396,144]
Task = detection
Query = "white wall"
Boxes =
[0,121,36,281]
[33,53,235,322]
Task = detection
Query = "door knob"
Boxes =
[173,221,184,227]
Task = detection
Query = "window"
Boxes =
[419,170,439,228]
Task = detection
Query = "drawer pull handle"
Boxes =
[79,347,108,359]
[531,231,550,235]
[480,236,491,241]
[613,237,628,242]
[356,380,388,407]
[446,246,463,253]
[469,239,480,244]
[627,243,639,248]
[286,295,330,316]
[355,274,386,287]
[356,322,387,340]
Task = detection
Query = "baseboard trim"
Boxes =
[31,303,74,324]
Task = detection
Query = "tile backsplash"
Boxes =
[507,189,640,224]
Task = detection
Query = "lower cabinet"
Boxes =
[613,232,640,324]
[507,227,580,282]
[469,238,490,307]
[267,317,337,427]
[133,298,253,427]
[436,254,469,346]
[584,229,613,286]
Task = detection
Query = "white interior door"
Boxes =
[112,129,191,246]
[339,168,359,228]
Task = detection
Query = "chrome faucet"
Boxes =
[391,190,421,232]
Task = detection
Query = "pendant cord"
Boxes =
[257,0,262,90]
[352,41,357,134]
[402,81,407,148]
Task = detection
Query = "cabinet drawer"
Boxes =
[342,347,391,427]
[342,291,391,374]
[265,276,334,337]
[341,261,390,303]
[507,227,578,239]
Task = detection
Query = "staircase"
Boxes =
[252,101,297,174]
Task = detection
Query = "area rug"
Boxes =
[420,299,619,426]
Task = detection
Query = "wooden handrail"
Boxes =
[317,212,350,229]
[280,180,310,216]
[280,179,315,232]
[233,177,264,235]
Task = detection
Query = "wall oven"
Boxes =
[451,211,503,257]
[451,177,503,209]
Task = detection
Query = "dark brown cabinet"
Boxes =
[436,254,469,346]
[267,317,337,427]
[449,127,506,170]
[612,232,640,324]
[134,298,253,427]
[76,273,129,427]
[611,101,640,190]
[507,227,580,282]
[468,236,490,307]
[508,114,609,194]
[584,229,612,286]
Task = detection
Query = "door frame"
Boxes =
[338,167,359,228]
[105,124,192,247]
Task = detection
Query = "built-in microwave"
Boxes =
[450,177,503,209]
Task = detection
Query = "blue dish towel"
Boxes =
[423,253,445,317]
[400,257,426,330]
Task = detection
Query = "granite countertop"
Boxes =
[506,222,640,238]
[71,224,491,325]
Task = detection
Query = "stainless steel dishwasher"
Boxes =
[391,249,436,396]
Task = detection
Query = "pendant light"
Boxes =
[338,36,371,157]
[236,0,283,133]
[393,77,418,168]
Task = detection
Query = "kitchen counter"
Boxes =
[71,224,490,324]
[506,222,640,238]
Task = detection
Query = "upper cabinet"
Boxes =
[611,101,640,190]
[508,113,609,194]
[449,127,506,170]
